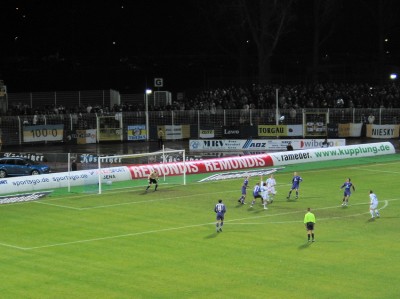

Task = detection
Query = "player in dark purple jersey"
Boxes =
[214,199,226,232]
[250,182,262,207]
[238,176,249,204]
[340,178,355,207]
[287,172,303,200]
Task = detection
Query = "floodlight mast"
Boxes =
[145,89,152,141]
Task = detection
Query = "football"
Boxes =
[279,115,285,121]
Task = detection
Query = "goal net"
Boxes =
[96,149,186,194]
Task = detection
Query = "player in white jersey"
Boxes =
[266,174,277,202]
[260,182,269,210]
[369,190,380,219]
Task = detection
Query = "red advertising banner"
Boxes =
[128,154,274,178]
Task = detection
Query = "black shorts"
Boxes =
[149,178,158,184]
[306,222,314,230]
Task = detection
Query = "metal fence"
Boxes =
[1,108,399,146]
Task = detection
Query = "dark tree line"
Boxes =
[195,0,400,85]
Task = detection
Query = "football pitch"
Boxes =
[1,154,400,298]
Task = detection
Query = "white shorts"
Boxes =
[370,204,378,210]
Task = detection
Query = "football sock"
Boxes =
[307,234,310,240]
[311,233,314,240]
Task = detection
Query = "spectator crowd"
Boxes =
[6,82,400,117]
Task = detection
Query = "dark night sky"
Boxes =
[1,1,400,93]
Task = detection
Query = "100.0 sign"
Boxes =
[23,125,64,142]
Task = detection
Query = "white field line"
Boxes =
[347,168,400,174]
[230,200,389,224]
[37,182,293,210]
[36,160,400,209]
[34,201,81,210]
[35,189,238,210]
[2,200,392,251]
[3,159,397,209]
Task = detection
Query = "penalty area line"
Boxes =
[2,200,390,251]
[228,200,389,225]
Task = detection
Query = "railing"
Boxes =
[0,108,398,146]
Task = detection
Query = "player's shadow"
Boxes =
[298,242,312,250]
[205,232,219,239]
[251,208,268,214]
[235,203,246,208]
[286,198,298,202]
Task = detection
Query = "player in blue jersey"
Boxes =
[340,178,355,207]
[250,182,262,207]
[214,199,226,232]
[287,172,303,200]
[238,176,250,204]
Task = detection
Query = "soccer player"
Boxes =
[238,176,249,204]
[260,182,269,210]
[369,190,380,219]
[304,207,316,242]
[250,182,262,207]
[287,172,303,200]
[145,170,159,191]
[266,174,277,202]
[214,199,226,232]
[340,178,355,206]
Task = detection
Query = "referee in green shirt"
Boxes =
[304,207,316,242]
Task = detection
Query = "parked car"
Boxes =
[0,157,51,178]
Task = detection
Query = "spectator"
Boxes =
[71,159,78,171]
[368,114,375,124]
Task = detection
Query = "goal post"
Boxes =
[97,149,186,194]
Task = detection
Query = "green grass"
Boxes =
[1,154,400,298]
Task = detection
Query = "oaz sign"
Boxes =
[243,140,267,148]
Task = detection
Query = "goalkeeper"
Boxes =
[146,170,159,192]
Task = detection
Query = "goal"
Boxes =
[96,149,186,194]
